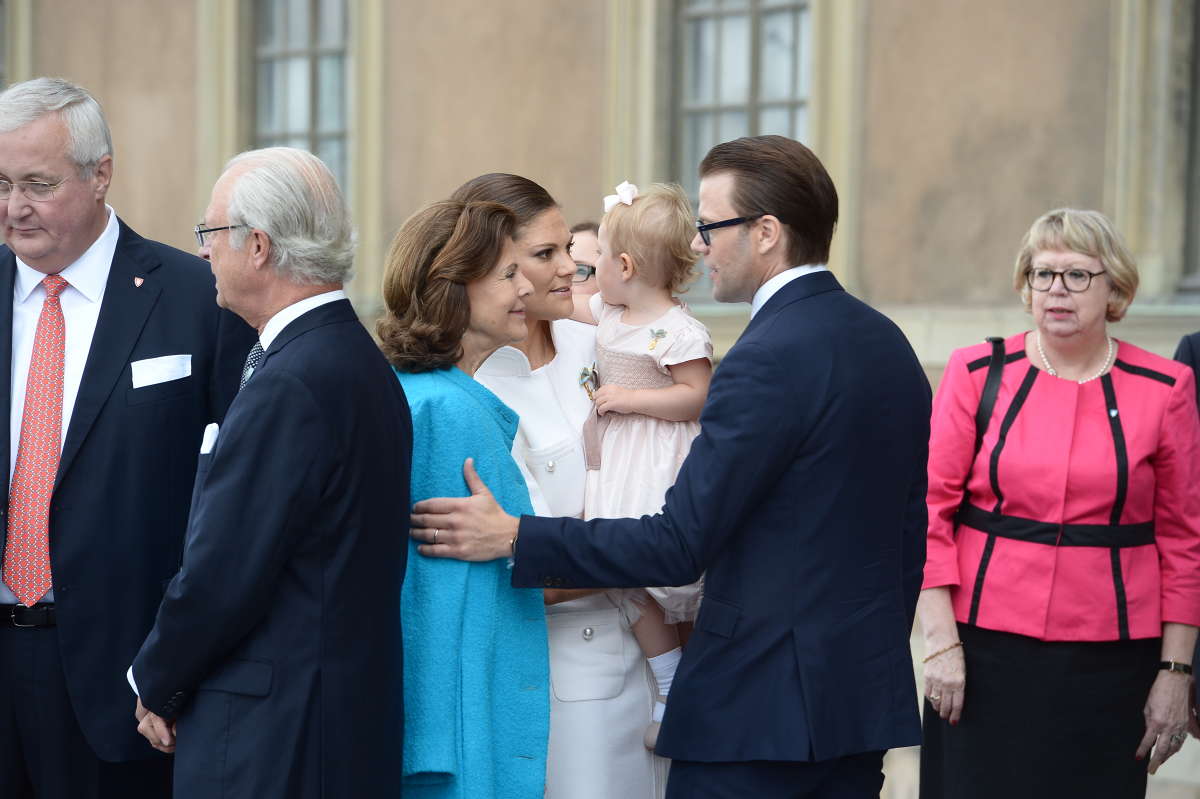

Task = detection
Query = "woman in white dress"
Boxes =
[454,174,668,799]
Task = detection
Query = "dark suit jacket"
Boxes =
[1175,331,1200,410]
[0,220,253,762]
[514,271,931,763]
[1174,330,1200,701]
[133,299,412,799]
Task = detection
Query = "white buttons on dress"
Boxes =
[546,460,556,473]
[582,627,594,641]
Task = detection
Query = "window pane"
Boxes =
[794,104,808,143]
[284,56,310,134]
[686,18,717,104]
[317,137,347,191]
[681,112,714,197]
[758,106,791,137]
[286,0,310,48]
[797,5,811,99]
[721,0,749,8]
[318,0,346,47]
[685,0,716,8]
[718,14,750,105]
[317,54,345,133]
[257,60,281,136]
[760,9,796,102]
[718,110,747,144]
[256,0,281,49]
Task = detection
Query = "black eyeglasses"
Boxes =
[194,223,247,247]
[572,263,596,283]
[696,213,768,246]
[1026,268,1107,293]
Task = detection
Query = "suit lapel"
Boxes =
[56,221,163,487]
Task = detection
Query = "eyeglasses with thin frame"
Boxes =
[0,177,71,203]
[1026,267,1107,293]
[573,263,596,283]
[194,223,247,247]
[696,213,767,246]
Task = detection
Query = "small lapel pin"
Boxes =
[133,276,144,287]
[1109,408,1119,418]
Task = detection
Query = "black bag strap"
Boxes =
[972,337,1006,460]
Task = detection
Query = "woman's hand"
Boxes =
[924,644,966,724]
[1139,670,1192,774]
[594,385,636,416]
[917,587,965,724]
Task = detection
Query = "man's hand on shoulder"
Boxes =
[410,458,520,562]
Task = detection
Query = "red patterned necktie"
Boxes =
[3,274,69,607]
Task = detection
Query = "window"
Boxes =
[1183,3,1200,296]
[253,0,349,190]
[0,0,7,90]
[675,0,812,199]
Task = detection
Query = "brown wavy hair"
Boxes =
[378,200,516,372]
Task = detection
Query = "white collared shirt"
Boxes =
[750,264,828,319]
[3,206,120,605]
[257,289,347,352]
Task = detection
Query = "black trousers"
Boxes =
[666,752,886,799]
[0,623,172,799]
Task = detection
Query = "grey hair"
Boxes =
[224,147,356,285]
[0,77,113,177]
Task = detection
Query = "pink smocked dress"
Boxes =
[583,295,713,623]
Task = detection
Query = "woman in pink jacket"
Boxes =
[917,209,1200,799]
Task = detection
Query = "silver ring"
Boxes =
[1171,732,1186,746]
[433,528,440,545]
[929,694,941,702]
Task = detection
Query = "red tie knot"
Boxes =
[41,275,68,298]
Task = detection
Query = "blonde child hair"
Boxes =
[602,182,700,295]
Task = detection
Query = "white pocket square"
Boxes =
[200,423,219,454]
[131,354,192,389]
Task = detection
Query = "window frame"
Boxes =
[250,0,350,189]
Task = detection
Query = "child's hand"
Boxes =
[594,385,636,416]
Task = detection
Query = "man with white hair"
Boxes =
[0,78,253,798]
[130,147,412,799]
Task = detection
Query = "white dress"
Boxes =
[584,296,713,623]
[476,319,668,799]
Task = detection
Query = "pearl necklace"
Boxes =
[1036,332,1114,384]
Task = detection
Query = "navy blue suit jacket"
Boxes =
[1174,330,1200,699]
[1175,331,1200,410]
[514,271,931,762]
[0,220,253,762]
[133,299,412,799]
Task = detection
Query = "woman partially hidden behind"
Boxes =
[378,200,548,799]
[918,209,1200,798]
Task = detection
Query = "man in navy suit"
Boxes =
[0,78,253,799]
[1175,332,1200,410]
[1174,331,1200,720]
[412,136,931,798]
[130,147,411,799]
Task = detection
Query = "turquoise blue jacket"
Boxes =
[396,366,549,799]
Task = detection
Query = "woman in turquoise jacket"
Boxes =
[377,199,546,798]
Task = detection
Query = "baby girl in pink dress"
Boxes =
[572,182,713,748]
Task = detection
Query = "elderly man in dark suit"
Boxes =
[0,78,253,799]
[130,147,411,799]
[411,135,931,799]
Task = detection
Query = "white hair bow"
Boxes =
[603,181,639,213]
